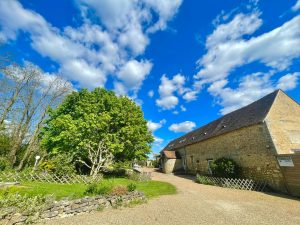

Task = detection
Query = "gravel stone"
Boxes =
[38,169,300,225]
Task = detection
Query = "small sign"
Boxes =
[277,156,294,167]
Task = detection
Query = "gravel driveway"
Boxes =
[40,170,300,225]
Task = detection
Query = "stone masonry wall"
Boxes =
[265,90,300,154]
[182,124,287,192]
[1,191,145,225]
[162,158,182,174]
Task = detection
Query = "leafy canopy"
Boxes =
[41,88,154,162]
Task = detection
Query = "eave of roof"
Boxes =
[163,89,281,151]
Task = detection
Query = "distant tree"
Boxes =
[0,61,72,168]
[41,88,153,174]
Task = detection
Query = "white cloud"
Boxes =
[169,121,196,133]
[147,119,166,132]
[0,0,183,96]
[206,13,262,48]
[292,0,300,11]
[193,11,300,114]
[276,73,300,91]
[156,74,187,110]
[207,72,300,115]
[154,136,164,145]
[148,90,154,98]
[115,60,152,96]
[182,90,198,101]
[195,13,300,85]
[208,73,274,115]
[145,0,183,32]
[180,105,186,112]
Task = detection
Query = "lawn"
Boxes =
[1,178,176,200]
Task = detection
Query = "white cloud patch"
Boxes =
[0,0,182,97]
[148,90,154,98]
[169,121,196,133]
[292,0,300,11]
[193,10,300,114]
[196,13,300,85]
[156,74,187,110]
[115,60,152,96]
[147,119,166,132]
[153,136,164,145]
[208,72,300,115]
[180,105,186,112]
[276,73,300,91]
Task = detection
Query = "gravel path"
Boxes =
[40,170,300,225]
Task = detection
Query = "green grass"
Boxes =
[0,178,176,200]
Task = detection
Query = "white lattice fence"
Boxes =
[196,175,267,191]
[0,172,102,184]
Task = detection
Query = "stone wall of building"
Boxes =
[265,91,300,154]
[1,192,145,224]
[162,158,182,174]
[181,124,287,192]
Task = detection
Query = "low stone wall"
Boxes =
[1,191,145,224]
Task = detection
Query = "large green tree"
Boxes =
[41,88,153,168]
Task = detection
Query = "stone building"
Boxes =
[161,90,300,194]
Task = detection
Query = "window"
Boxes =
[190,155,194,164]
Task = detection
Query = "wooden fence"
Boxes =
[0,172,103,184]
[196,175,267,192]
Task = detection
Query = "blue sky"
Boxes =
[0,0,300,154]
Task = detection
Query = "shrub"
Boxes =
[0,191,54,216]
[127,183,136,192]
[0,157,10,171]
[39,153,76,176]
[84,182,113,196]
[210,157,240,178]
[84,183,98,195]
[195,174,214,185]
[96,183,113,196]
[111,185,128,196]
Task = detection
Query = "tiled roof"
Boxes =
[162,150,181,159]
[163,90,281,151]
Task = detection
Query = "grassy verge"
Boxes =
[0,178,176,200]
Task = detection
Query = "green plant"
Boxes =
[96,204,105,211]
[195,174,214,185]
[210,157,240,178]
[129,172,151,181]
[41,88,154,164]
[0,157,10,171]
[112,196,124,209]
[127,183,136,192]
[39,153,76,176]
[84,183,98,195]
[111,185,128,196]
[96,183,113,196]
[0,191,54,216]
[125,198,147,207]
